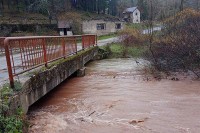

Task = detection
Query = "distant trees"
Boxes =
[0,0,137,16]
[0,0,199,20]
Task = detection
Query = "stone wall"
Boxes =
[11,47,98,114]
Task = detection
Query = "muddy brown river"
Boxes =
[28,58,200,133]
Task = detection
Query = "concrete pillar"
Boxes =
[77,67,86,77]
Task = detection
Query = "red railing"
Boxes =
[3,35,97,87]
[82,35,97,49]
[0,37,5,55]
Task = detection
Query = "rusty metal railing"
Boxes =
[0,37,5,55]
[3,35,97,88]
[82,35,97,49]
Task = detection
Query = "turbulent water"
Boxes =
[28,58,200,133]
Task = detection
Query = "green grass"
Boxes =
[98,33,117,40]
[100,43,146,58]
[109,43,125,57]
[126,23,147,30]
[128,46,147,58]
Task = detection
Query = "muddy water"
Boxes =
[28,58,200,133]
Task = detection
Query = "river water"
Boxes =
[28,58,200,133]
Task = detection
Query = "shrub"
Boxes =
[118,26,146,47]
[147,9,200,76]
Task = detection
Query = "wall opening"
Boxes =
[115,23,121,29]
[97,23,106,30]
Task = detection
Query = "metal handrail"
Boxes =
[0,37,5,55]
[4,35,97,88]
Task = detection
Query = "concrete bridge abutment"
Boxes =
[10,47,98,114]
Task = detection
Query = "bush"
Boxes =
[118,26,146,47]
[147,9,200,76]
[0,81,26,133]
[0,108,24,133]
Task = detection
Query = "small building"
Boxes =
[82,20,124,36]
[58,20,73,36]
[58,18,124,36]
[123,7,140,23]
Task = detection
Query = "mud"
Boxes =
[28,58,200,133]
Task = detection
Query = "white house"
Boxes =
[58,19,124,36]
[123,7,140,23]
[82,20,124,36]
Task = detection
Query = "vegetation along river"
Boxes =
[28,58,200,133]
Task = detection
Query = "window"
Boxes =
[115,23,121,29]
[135,13,138,16]
[97,23,106,30]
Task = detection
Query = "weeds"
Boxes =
[0,107,25,133]
[0,81,26,133]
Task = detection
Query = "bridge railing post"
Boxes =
[74,37,78,54]
[62,38,66,58]
[4,39,15,88]
[42,38,48,67]
[95,35,97,46]
[82,35,85,50]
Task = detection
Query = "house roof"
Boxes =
[123,7,138,13]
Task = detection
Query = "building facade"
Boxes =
[82,20,124,36]
[123,7,140,23]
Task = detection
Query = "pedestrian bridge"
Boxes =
[0,35,99,113]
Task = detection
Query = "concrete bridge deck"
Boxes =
[0,35,119,114]
[0,37,118,85]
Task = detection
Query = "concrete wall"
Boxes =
[82,20,124,36]
[11,47,98,114]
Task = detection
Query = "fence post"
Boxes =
[4,39,14,88]
[82,35,85,50]
[42,38,48,67]
[96,35,97,46]
[62,38,66,58]
[74,37,77,54]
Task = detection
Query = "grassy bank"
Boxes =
[98,33,117,40]
[100,43,147,58]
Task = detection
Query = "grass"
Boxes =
[127,46,147,58]
[98,33,117,40]
[100,43,146,58]
[126,23,147,30]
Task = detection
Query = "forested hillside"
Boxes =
[0,0,199,21]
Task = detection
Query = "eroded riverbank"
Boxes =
[28,58,200,133]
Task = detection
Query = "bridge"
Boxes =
[0,35,106,113]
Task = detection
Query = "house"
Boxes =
[123,7,140,23]
[82,20,124,36]
[58,19,124,36]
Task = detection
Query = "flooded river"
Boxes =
[28,58,200,133]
